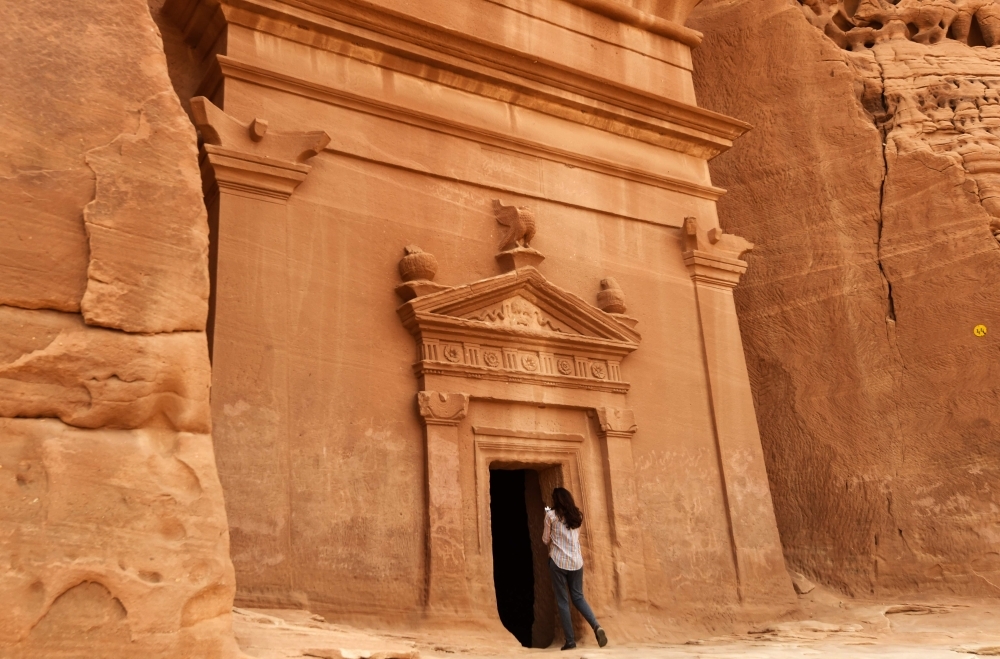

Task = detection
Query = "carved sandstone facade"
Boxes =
[171,0,790,638]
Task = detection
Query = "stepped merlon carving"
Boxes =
[682,216,754,287]
[190,96,330,202]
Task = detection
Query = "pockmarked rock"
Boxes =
[0,418,240,658]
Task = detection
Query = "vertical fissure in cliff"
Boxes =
[872,54,897,323]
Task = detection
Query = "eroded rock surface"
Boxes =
[0,0,239,655]
[691,0,1000,597]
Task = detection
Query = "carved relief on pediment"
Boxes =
[461,294,575,335]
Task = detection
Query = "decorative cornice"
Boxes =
[681,216,753,288]
[166,0,750,159]
[563,0,702,46]
[190,96,329,203]
[212,55,728,205]
[417,391,470,426]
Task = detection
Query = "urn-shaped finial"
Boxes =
[597,277,626,314]
[398,245,438,282]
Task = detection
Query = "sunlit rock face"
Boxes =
[691,0,1000,598]
[0,0,239,656]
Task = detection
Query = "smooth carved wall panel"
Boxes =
[0,0,239,656]
[692,0,1000,597]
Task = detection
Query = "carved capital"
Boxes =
[681,217,754,288]
[190,96,330,203]
[595,407,637,437]
[417,391,470,426]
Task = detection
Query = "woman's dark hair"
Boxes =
[552,487,583,529]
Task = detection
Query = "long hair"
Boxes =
[552,487,583,530]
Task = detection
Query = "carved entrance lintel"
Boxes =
[191,96,330,203]
[402,213,648,616]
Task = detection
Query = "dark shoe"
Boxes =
[560,642,577,651]
[595,626,608,647]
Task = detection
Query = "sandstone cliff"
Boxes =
[0,0,240,655]
[690,0,1000,597]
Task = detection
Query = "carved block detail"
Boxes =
[422,338,440,362]
[575,356,589,378]
[464,343,481,366]
[595,407,638,436]
[503,347,519,370]
[607,360,622,382]
[538,352,556,375]
[418,391,470,424]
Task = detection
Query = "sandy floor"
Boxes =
[233,584,1000,659]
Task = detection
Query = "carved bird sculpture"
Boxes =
[493,199,536,251]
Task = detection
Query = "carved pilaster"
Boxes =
[593,406,647,605]
[680,217,792,604]
[417,391,470,613]
[191,96,330,203]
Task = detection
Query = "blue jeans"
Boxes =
[548,558,599,645]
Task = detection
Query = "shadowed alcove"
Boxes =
[489,467,556,648]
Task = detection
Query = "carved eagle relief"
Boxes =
[493,199,536,250]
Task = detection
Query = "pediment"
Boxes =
[400,268,640,345]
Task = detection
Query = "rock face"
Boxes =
[0,0,240,656]
[690,0,1000,597]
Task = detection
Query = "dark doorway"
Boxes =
[489,467,557,648]
[489,469,535,647]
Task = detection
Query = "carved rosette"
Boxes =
[417,391,469,426]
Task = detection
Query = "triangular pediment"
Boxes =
[399,268,640,345]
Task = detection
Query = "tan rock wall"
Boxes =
[0,0,240,656]
[690,0,1000,597]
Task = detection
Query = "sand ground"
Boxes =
[234,583,1000,659]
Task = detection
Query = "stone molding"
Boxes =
[563,0,703,46]
[190,96,330,203]
[681,216,754,288]
[167,0,750,160]
[416,391,470,426]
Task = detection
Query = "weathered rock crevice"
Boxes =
[692,0,1000,599]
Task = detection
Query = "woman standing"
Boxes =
[542,487,609,651]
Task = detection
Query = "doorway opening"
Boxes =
[489,467,556,648]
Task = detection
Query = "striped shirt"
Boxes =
[543,509,583,570]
